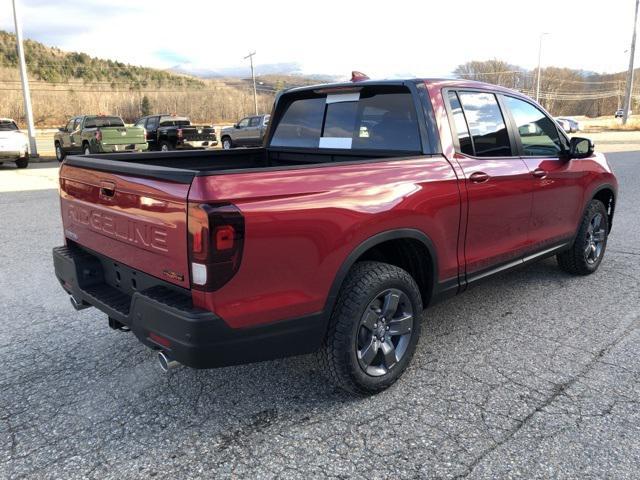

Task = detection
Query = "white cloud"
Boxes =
[0,0,636,77]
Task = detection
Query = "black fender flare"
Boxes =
[322,228,439,319]
[585,183,617,233]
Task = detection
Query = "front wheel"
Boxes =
[55,142,66,162]
[221,137,232,150]
[557,199,609,275]
[317,261,423,395]
[15,157,29,169]
[83,143,91,155]
[160,141,172,152]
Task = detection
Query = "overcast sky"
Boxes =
[1,0,637,78]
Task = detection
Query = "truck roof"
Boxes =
[283,77,527,98]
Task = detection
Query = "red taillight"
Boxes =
[215,225,235,250]
[177,128,183,139]
[95,129,102,141]
[187,203,245,291]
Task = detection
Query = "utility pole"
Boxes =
[623,0,639,125]
[244,51,258,115]
[536,32,550,105]
[11,0,37,157]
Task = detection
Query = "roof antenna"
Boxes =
[351,71,370,82]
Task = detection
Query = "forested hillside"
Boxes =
[0,30,203,88]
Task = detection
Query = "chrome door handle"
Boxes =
[469,171,490,183]
[532,168,547,179]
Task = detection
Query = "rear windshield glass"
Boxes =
[84,116,125,128]
[160,117,190,127]
[270,88,422,152]
[0,120,18,131]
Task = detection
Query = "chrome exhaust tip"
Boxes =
[157,351,179,372]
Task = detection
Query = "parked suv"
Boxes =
[220,114,270,149]
[134,114,217,151]
[53,78,616,394]
[54,115,147,161]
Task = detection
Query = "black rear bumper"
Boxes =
[53,245,326,369]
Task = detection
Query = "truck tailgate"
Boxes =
[59,163,191,289]
[101,126,146,145]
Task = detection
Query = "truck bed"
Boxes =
[65,147,413,183]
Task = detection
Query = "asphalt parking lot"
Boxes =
[1,152,639,479]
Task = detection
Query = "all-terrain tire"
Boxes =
[316,261,423,395]
[557,199,609,275]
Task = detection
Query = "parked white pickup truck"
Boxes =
[0,118,29,168]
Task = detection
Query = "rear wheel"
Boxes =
[222,137,232,150]
[557,199,609,275]
[317,261,422,394]
[15,156,29,169]
[55,142,66,162]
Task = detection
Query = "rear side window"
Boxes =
[249,117,261,127]
[502,96,562,156]
[457,92,511,157]
[147,116,159,129]
[447,91,474,156]
[271,89,422,152]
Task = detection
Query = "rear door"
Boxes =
[446,90,533,279]
[501,95,583,249]
[59,164,191,289]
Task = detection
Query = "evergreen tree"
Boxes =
[141,95,152,116]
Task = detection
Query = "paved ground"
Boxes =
[1,153,639,479]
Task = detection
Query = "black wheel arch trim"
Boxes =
[322,228,451,319]
[587,183,617,233]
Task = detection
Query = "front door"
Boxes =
[245,116,263,146]
[234,117,251,145]
[447,90,533,279]
[501,95,584,250]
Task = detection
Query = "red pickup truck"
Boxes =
[53,78,617,394]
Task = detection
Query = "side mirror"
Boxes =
[234,123,239,129]
[569,137,594,159]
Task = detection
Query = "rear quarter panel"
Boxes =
[189,157,461,328]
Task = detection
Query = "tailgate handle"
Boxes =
[100,181,116,199]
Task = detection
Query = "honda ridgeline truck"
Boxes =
[53,78,617,394]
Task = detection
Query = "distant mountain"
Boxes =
[170,61,339,82]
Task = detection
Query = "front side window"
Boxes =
[503,96,562,156]
[238,118,250,128]
[146,116,159,129]
[457,92,511,157]
[66,118,76,131]
[270,89,421,152]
